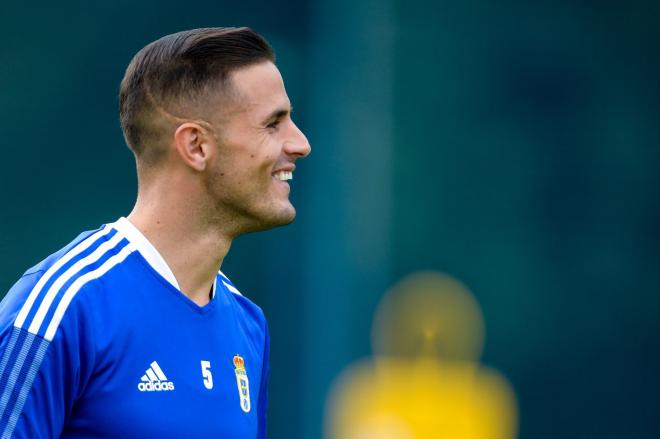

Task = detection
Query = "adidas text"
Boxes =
[138,381,175,392]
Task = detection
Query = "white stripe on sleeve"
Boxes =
[27,233,124,335]
[14,226,112,329]
[43,244,135,342]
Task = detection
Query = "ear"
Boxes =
[173,122,214,171]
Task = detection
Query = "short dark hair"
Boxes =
[119,27,274,164]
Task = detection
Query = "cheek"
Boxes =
[251,151,278,176]
[230,156,275,195]
[213,142,278,187]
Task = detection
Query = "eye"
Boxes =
[266,120,281,130]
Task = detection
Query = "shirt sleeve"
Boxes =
[257,324,270,439]
[0,272,93,438]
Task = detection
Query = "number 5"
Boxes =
[201,360,213,389]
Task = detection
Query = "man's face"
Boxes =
[205,61,311,234]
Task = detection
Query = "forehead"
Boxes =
[225,61,290,116]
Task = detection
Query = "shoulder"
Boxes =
[0,222,137,342]
[1,227,101,332]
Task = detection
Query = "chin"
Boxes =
[271,205,296,226]
[246,205,296,234]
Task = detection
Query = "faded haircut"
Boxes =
[119,27,274,164]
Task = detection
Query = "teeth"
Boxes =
[275,171,293,181]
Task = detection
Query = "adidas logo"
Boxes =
[137,361,175,392]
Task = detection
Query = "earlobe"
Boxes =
[174,123,211,172]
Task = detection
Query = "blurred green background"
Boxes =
[1,1,658,437]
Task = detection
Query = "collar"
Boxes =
[112,217,216,297]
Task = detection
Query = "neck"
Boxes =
[127,182,233,306]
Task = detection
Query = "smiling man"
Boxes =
[0,28,310,438]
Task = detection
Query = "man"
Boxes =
[0,27,310,438]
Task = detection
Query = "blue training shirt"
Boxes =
[0,217,269,438]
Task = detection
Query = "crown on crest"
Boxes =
[233,355,245,370]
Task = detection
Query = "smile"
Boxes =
[273,171,292,181]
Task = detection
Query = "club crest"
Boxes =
[233,355,251,413]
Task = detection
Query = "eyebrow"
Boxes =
[262,106,292,125]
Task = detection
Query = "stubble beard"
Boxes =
[203,161,297,237]
[224,200,296,237]
[242,194,296,233]
[207,185,296,238]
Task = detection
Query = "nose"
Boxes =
[284,120,311,158]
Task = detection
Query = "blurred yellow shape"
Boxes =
[371,272,485,361]
[327,358,516,439]
[325,272,518,439]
